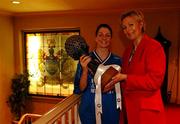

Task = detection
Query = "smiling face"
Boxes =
[120,10,145,44]
[121,15,143,42]
[95,27,112,48]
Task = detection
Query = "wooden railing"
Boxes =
[16,113,42,124]
[31,94,82,124]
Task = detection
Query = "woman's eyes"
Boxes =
[97,33,111,38]
[121,26,126,30]
[129,23,134,27]
[122,23,134,30]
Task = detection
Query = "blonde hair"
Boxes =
[120,10,146,32]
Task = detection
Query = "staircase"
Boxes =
[17,94,82,124]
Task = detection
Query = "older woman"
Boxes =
[105,10,166,124]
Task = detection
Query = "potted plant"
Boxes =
[7,72,30,121]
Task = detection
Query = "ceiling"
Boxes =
[0,0,180,15]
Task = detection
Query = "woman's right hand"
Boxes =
[79,55,92,91]
[79,55,91,71]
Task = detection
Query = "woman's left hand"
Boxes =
[103,80,115,93]
[103,73,127,92]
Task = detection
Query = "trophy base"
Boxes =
[101,66,118,92]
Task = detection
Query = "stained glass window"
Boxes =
[23,29,79,97]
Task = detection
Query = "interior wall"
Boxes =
[13,12,125,72]
[144,11,180,103]
[176,14,180,104]
[0,15,14,124]
[25,96,63,115]
[13,9,180,114]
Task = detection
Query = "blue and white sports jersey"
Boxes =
[73,51,122,124]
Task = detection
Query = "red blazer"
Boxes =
[121,34,166,124]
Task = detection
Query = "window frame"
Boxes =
[22,28,80,98]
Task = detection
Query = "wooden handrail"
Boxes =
[17,113,42,124]
[33,94,82,124]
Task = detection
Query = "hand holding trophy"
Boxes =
[65,35,119,92]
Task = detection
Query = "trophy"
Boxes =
[65,35,118,91]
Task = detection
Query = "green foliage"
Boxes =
[7,73,30,120]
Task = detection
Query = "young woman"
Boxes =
[73,24,122,124]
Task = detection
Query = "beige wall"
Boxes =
[25,96,63,115]
[13,12,126,72]
[0,9,180,123]
[146,11,180,103]
[0,15,14,124]
[13,10,180,102]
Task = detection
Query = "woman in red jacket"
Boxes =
[104,10,166,124]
